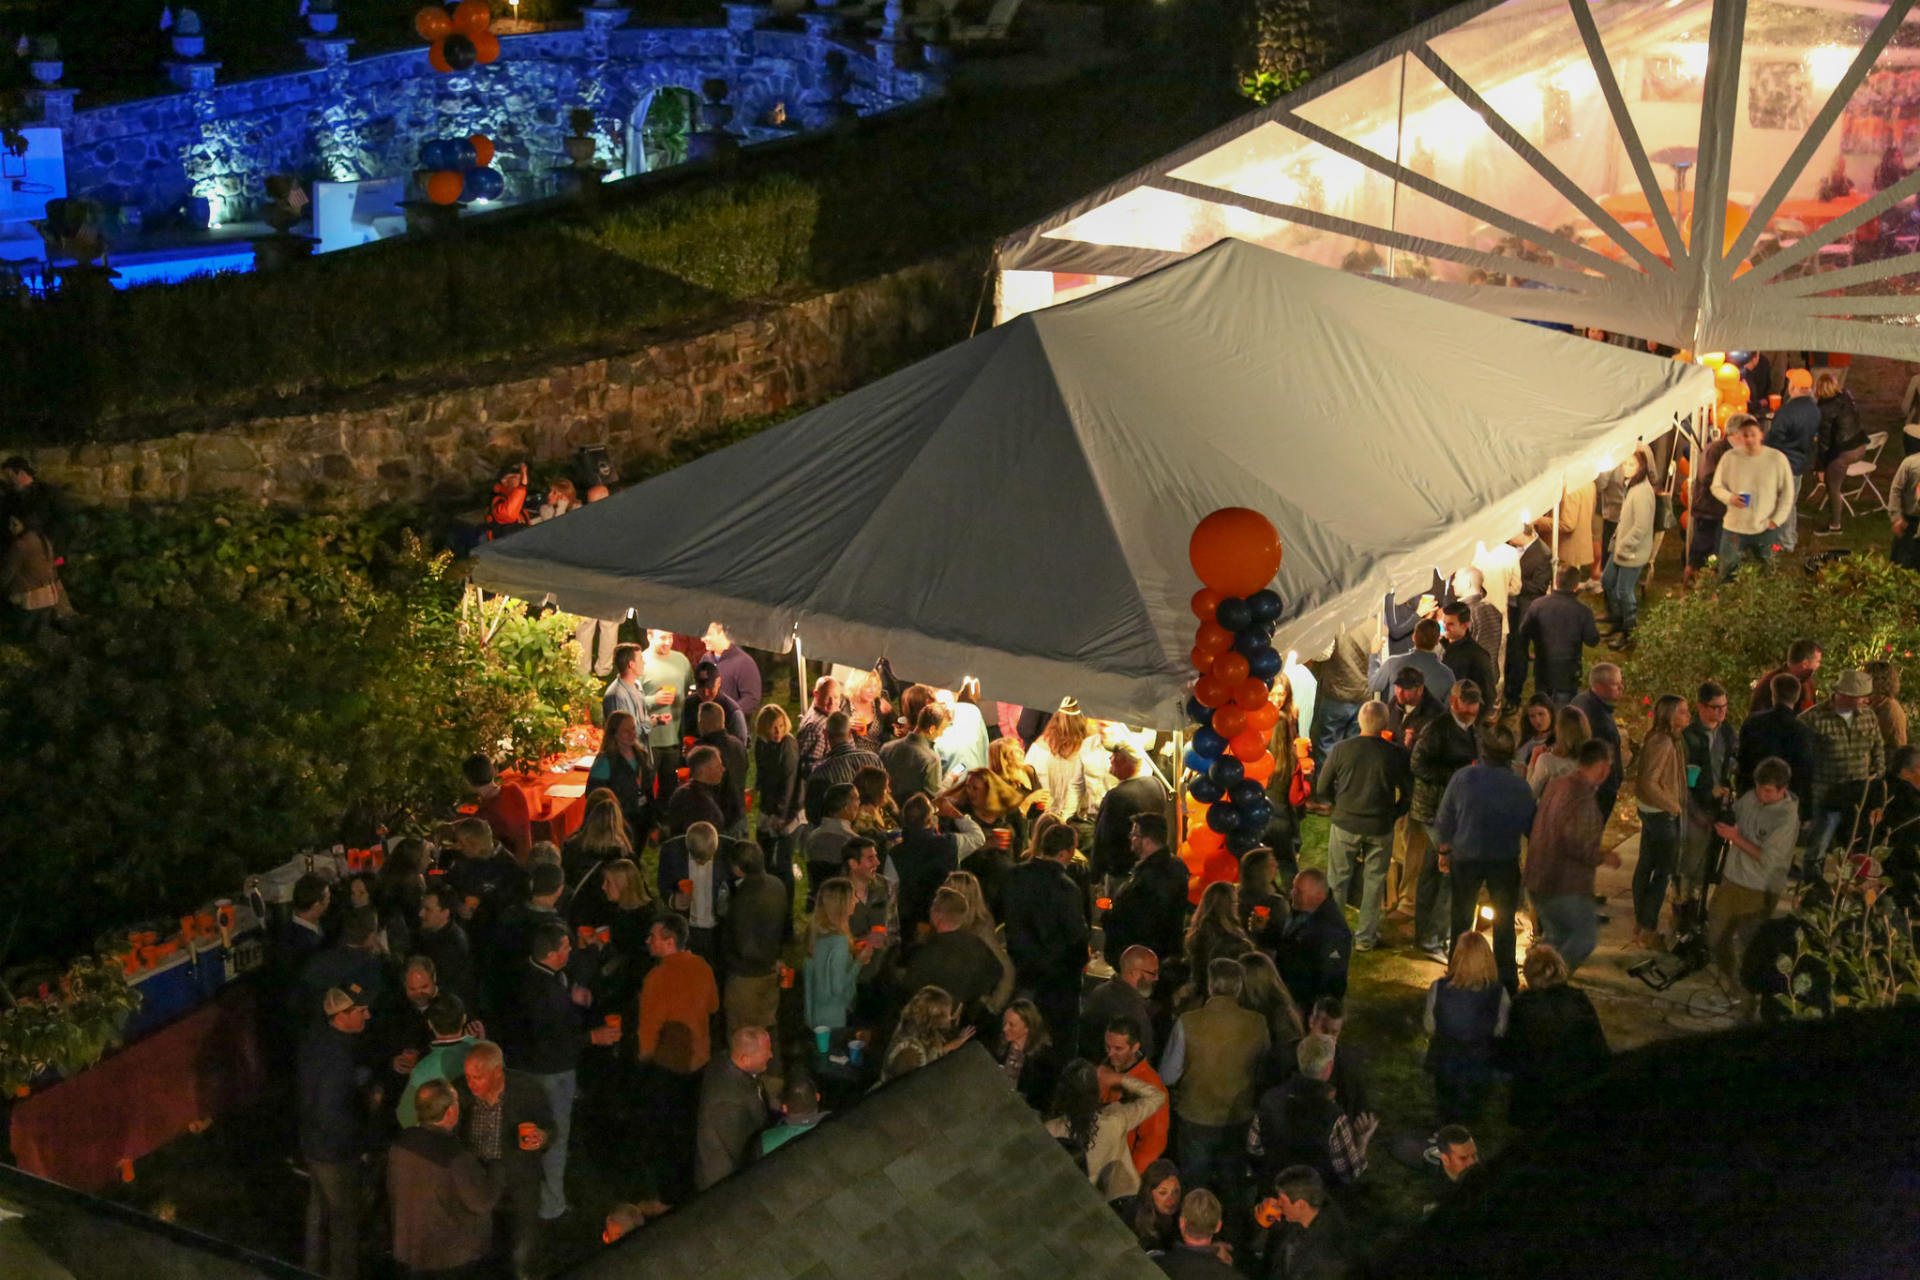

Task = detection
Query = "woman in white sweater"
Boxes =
[1044,1060,1167,1201]
[1601,443,1658,648]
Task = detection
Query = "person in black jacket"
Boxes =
[887,791,984,935]
[1261,1165,1353,1280]
[457,1041,554,1278]
[1813,373,1870,534]
[1517,566,1602,706]
[298,985,375,1280]
[1570,663,1628,820]
[695,701,751,834]
[1102,815,1189,969]
[904,887,1007,1026]
[1002,824,1091,1044]
[1499,944,1609,1128]
[415,885,478,1012]
[499,923,620,1224]
[1737,672,1816,807]
[1503,522,1555,707]
[1276,871,1350,1012]
[1092,746,1169,885]
[1237,848,1292,958]
[1441,604,1498,722]
[751,704,803,908]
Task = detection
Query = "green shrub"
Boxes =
[0,500,592,963]
[1631,554,1920,707]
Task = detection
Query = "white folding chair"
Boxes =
[1839,430,1888,516]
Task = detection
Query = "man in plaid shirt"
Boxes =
[1799,669,1884,880]
[793,675,842,777]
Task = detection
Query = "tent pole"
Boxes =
[1550,492,1561,581]
[792,631,807,709]
[1171,727,1187,852]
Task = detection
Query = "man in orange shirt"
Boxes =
[636,913,718,1200]
[1101,1014,1167,1174]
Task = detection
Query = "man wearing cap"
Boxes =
[701,621,762,719]
[299,985,376,1280]
[1800,670,1886,881]
[1765,369,1820,553]
[679,659,750,744]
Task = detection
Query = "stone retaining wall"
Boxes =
[24,253,980,508]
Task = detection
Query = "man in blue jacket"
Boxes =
[298,984,375,1280]
[1764,368,1819,552]
[1433,724,1537,992]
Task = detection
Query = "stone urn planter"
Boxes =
[562,135,597,165]
[29,58,62,85]
[306,11,340,33]
[172,33,205,57]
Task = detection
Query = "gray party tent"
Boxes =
[473,238,1709,728]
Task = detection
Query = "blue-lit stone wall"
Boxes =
[58,22,935,222]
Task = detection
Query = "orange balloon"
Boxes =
[427,38,452,72]
[1212,651,1250,687]
[1243,751,1276,785]
[1230,728,1267,761]
[1210,704,1248,739]
[1233,677,1270,710]
[1192,847,1238,904]
[1190,507,1283,597]
[1189,823,1226,856]
[471,30,500,62]
[1245,700,1280,734]
[1194,675,1231,708]
[1190,647,1215,675]
[470,133,494,166]
[1195,621,1233,656]
[426,170,464,204]
[452,0,492,33]
[415,5,453,39]
[1191,587,1224,622]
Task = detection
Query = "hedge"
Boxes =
[0,55,1245,440]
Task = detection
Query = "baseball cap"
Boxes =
[323,984,368,1017]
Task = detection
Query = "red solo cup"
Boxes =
[992,828,1012,849]
[596,926,611,944]
[1096,897,1112,911]
[604,1013,622,1032]
[1254,905,1271,920]
[677,879,693,896]
[1032,798,1048,813]
[518,1122,539,1150]
[577,926,594,943]
[1768,393,1782,411]
[676,767,690,781]
[779,964,795,989]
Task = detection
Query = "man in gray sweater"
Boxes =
[1710,415,1796,580]
[1311,701,1412,951]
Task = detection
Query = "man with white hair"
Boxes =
[1245,1033,1379,1186]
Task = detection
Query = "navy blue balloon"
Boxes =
[1205,803,1242,835]
[451,136,479,169]
[1247,646,1283,681]
[1185,698,1214,728]
[1238,797,1275,832]
[463,166,504,201]
[1228,778,1266,809]
[1232,628,1270,659]
[1184,749,1212,774]
[1189,776,1224,804]
[1246,589,1284,624]
[421,138,456,169]
[1208,755,1245,789]
[1191,726,1228,758]
[1225,830,1263,856]
[1214,596,1252,631]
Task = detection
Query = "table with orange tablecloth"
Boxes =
[511,766,593,844]
[9,982,266,1194]
[1771,192,1869,232]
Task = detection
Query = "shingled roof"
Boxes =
[565,1043,1164,1280]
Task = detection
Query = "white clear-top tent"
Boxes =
[997,0,1920,360]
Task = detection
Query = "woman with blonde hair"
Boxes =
[585,858,658,1006]
[881,985,973,1081]
[804,877,869,1031]
[943,869,1016,1012]
[1025,700,1093,820]
[564,793,634,925]
[1422,930,1511,1124]
[956,769,1021,918]
[988,737,1043,817]
[1528,704,1592,798]
[1632,693,1691,950]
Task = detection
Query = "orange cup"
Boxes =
[677,878,693,896]
[779,964,795,989]
[518,1122,539,1150]
[577,926,594,944]
[1096,897,1112,911]
[1254,905,1271,920]
[596,926,611,944]
[604,1013,621,1033]
[1768,393,1782,411]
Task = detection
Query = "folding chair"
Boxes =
[1840,430,1888,516]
